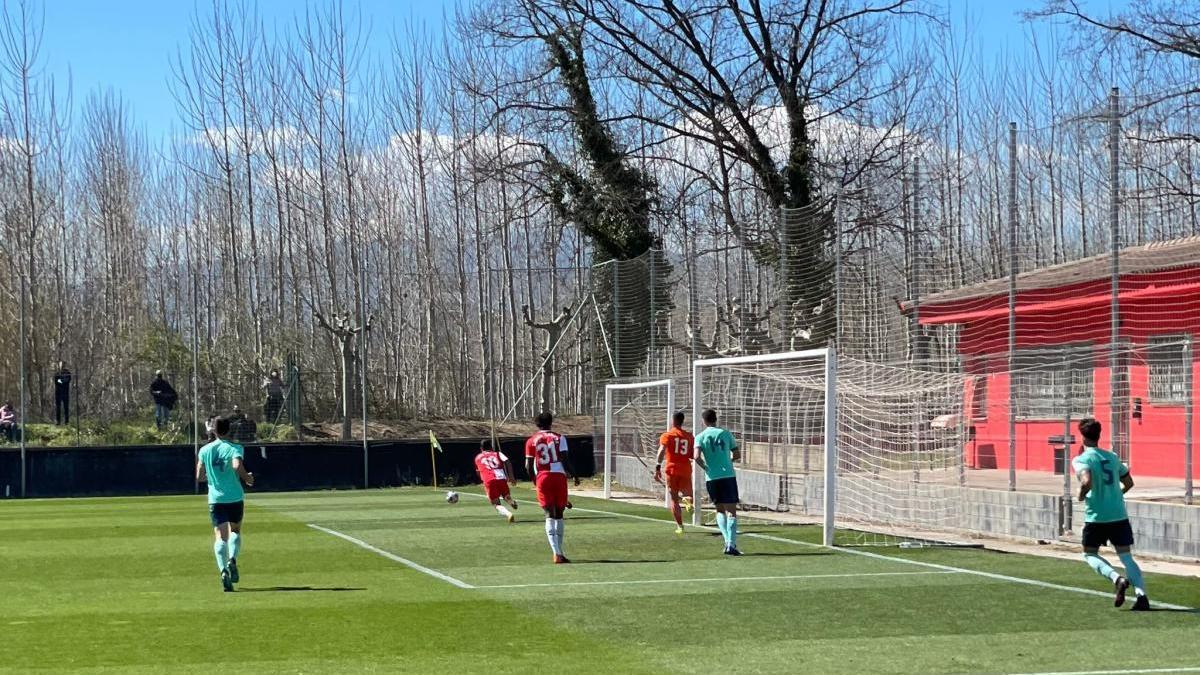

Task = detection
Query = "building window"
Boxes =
[1012,345,1094,420]
[1148,336,1191,405]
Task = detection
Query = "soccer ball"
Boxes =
[445,491,459,504]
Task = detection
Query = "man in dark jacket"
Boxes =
[54,361,71,425]
[150,370,178,430]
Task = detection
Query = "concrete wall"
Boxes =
[609,455,1199,560]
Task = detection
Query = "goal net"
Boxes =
[692,348,970,547]
[601,379,676,501]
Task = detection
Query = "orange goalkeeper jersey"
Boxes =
[659,427,696,476]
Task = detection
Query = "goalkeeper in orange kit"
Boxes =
[654,411,699,535]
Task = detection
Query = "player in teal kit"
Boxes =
[1072,417,1150,611]
[696,409,741,556]
[197,416,255,592]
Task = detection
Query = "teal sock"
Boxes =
[727,516,738,549]
[213,539,229,572]
[715,512,729,547]
[1084,552,1119,583]
[1118,552,1146,596]
[229,532,241,561]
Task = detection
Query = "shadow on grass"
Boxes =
[237,586,366,593]
[1148,607,1200,614]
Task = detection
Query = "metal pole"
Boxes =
[18,270,26,498]
[649,254,656,376]
[1185,339,1194,504]
[665,379,674,508]
[1108,87,1123,461]
[192,272,200,494]
[911,157,921,366]
[822,346,838,547]
[691,360,702,527]
[1062,412,1072,535]
[1007,121,1018,492]
[612,263,620,377]
[361,224,370,489]
[834,196,842,352]
[603,386,613,499]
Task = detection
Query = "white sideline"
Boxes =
[1008,662,1200,667]
[306,523,476,589]
[476,570,958,589]
[1011,669,1200,675]
[553,502,1192,611]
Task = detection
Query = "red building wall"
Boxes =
[925,267,1200,479]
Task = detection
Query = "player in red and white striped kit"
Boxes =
[524,412,580,564]
[475,439,518,523]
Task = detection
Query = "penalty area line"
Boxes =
[476,570,959,589]
[306,523,475,589]
[1008,662,1200,667]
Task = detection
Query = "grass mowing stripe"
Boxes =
[475,570,959,589]
[506,498,1196,612]
[1008,662,1200,667]
[306,523,475,589]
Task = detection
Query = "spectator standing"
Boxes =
[150,370,178,430]
[263,370,284,423]
[53,361,71,425]
[0,401,16,442]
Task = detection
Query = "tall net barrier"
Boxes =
[691,349,969,546]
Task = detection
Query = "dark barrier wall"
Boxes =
[0,435,594,499]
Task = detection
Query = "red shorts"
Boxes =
[666,472,693,495]
[484,479,511,502]
[535,472,569,509]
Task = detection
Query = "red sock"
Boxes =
[671,500,683,526]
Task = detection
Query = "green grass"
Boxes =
[2,488,1200,674]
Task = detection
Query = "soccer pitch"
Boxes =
[4,489,1200,674]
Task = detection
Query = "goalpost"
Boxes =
[692,346,969,547]
[602,379,675,501]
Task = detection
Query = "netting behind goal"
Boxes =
[601,379,676,500]
[693,348,970,546]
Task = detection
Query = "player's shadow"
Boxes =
[237,586,366,593]
[1148,607,1200,614]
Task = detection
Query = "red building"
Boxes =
[912,237,1200,479]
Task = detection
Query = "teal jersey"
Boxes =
[200,439,245,505]
[697,426,737,481]
[1071,447,1129,523]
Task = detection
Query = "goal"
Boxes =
[601,379,677,501]
[692,347,969,547]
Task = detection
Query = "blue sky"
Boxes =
[35,0,1127,141]
[40,0,452,140]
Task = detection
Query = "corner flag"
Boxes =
[429,431,443,453]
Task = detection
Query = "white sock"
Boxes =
[555,519,565,555]
[545,519,562,555]
[496,504,512,518]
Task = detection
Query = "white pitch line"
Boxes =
[306,523,475,589]
[462,496,1193,611]
[476,570,958,589]
[1008,662,1200,667]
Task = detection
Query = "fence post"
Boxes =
[1008,121,1018,492]
[1186,339,1194,504]
[1108,87,1124,461]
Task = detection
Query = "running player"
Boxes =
[525,412,580,564]
[696,408,741,555]
[1072,417,1150,610]
[196,416,254,592]
[654,411,696,535]
[476,438,519,523]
